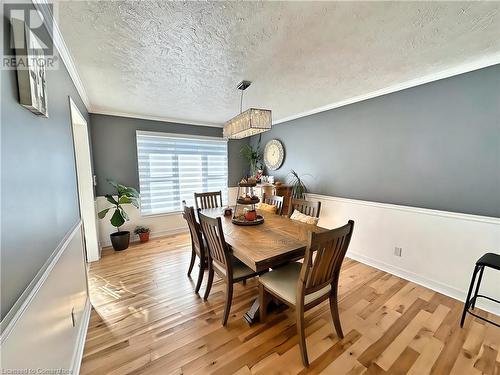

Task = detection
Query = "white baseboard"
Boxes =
[347,251,499,316]
[148,226,189,239]
[100,226,189,248]
[71,298,91,375]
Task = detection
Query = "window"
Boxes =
[136,131,228,215]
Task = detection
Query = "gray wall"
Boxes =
[89,114,248,196]
[252,65,500,218]
[1,9,89,320]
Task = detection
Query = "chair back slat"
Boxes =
[262,194,285,215]
[198,212,231,272]
[183,205,204,259]
[195,191,223,210]
[289,199,321,218]
[299,221,354,296]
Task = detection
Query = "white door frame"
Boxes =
[69,97,100,262]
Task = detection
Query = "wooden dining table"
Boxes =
[200,207,328,324]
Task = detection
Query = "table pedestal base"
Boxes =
[243,298,288,325]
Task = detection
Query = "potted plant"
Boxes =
[134,226,150,243]
[98,180,140,251]
[240,136,263,177]
[288,169,308,199]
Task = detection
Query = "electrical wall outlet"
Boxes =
[394,247,402,257]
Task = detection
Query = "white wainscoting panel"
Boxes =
[1,222,90,373]
[307,193,500,315]
[96,187,240,249]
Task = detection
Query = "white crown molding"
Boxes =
[95,55,500,128]
[90,109,224,128]
[33,0,91,111]
[274,54,500,125]
[306,193,500,225]
[32,0,500,127]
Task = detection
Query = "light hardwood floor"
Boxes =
[81,233,499,374]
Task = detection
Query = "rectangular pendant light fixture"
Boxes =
[223,80,272,139]
[223,108,272,139]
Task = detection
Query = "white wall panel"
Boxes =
[1,224,90,373]
[307,193,500,315]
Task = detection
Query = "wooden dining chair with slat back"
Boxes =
[258,220,355,366]
[262,193,285,215]
[182,205,207,294]
[288,198,321,218]
[194,191,223,210]
[198,212,260,325]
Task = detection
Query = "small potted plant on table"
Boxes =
[98,180,140,251]
[134,226,150,243]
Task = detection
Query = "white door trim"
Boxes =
[69,98,100,262]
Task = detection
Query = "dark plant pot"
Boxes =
[139,232,150,243]
[110,231,130,251]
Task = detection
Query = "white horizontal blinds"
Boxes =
[137,132,228,215]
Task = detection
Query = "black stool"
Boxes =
[460,252,500,328]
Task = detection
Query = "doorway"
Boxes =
[69,97,100,262]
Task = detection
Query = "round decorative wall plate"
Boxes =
[263,139,285,171]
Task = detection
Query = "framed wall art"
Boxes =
[11,17,48,117]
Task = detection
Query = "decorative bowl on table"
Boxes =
[231,213,265,226]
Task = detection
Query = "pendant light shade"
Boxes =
[223,108,272,139]
[223,80,272,139]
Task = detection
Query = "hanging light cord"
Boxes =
[240,88,244,114]
[240,90,243,113]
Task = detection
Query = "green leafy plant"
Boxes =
[134,226,150,235]
[240,136,263,176]
[288,169,308,199]
[98,180,140,231]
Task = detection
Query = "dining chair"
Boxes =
[262,193,285,215]
[198,212,260,325]
[194,191,223,210]
[182,205,207,294]
[258,220,355,366]
[288,198,321,218]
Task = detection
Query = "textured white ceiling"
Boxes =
[56,1,500,126]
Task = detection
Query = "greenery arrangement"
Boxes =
[240,136,263,176]
[134,226,150,235]
[288,169,308,199]
[98,180,140,231]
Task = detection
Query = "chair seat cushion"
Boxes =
[290,210,319,225]
[213,255,256,280]
[259,262,331,305]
